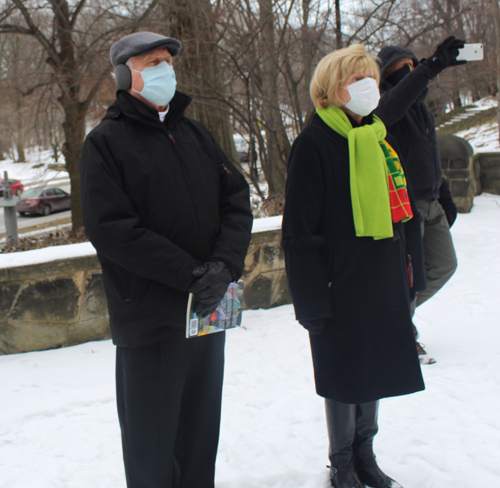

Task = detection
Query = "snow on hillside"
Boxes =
[0,149,69,190]
[454,96,499,152]
[0,193,499,488]
[456,121,499,152]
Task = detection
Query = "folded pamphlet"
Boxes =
[186,281,244,338]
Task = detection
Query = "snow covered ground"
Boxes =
[1,193,499,488]
[0,149,70,191]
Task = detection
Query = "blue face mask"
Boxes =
[131,61,177,106]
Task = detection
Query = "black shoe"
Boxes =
[328,465,364,488]
[356,458,403,488]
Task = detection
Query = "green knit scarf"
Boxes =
[316,105,393,240]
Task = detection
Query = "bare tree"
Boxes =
[0,0,159,231]
[155,0,239,164]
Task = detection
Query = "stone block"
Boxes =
[480,174,500,195]
[0,322,69,355]
[474,152,500,195]
[474,160,481,195]
[68,319,111,345]
[476,153,500,169]
[244,273,273,310]
[80,273,108,323]
[445,169,471,179]
[10,277,81,324]
[243,269,291,310]
[241,246,261,285]
[269,269,291,308]
[449,158,470,169]
[0,283,20,316]
[451,179,473,198]
[437,135,473,160]
[262,242,285,272]
[454,186,474,213]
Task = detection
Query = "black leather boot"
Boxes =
[325,399,364,488]
[353,401,403,488]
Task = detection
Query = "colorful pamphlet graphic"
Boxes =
[186,281,244,338]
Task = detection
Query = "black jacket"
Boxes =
[282,114,425,404]
[375,46,443,200]
[80,91,253,347]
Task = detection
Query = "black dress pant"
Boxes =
[116,331,226,488]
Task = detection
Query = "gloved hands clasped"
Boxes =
[426,36,466,76]
[188,261,233,318]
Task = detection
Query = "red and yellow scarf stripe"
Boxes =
[380,140,413,223]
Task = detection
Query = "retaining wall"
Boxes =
[473,152,500,195]
[0,219,289,355]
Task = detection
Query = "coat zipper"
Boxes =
[165,128,205,257]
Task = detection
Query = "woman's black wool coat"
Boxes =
[282,114,426,405]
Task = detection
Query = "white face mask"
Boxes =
[343,77,380,117]
[131,61,176,107]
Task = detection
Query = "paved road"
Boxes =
[0,182,72,237]
[0,210,72,236]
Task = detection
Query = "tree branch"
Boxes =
[8,0,60,65]
[70,0,88,28]
[0,24,32,35]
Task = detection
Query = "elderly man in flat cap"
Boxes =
[80,32,253,488]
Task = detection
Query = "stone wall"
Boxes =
[473,152,500,195]
[0,255,109,355]
[0,225,290,355]
[241,228,290,310]
[437,135,476,213]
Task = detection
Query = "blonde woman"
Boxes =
[282,44,426,488]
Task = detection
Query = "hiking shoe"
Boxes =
[416,342,436,365]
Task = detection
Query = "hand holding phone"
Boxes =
[456,43,484,61]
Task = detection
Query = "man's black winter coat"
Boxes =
[80,91,253,347]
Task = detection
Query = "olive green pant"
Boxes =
[411,199,458,334]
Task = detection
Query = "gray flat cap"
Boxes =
[110,32,181,67]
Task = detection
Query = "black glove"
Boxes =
[188,261,233,317]
[299,318,326,336]
[426,36,466,76]
[438,179,458,228]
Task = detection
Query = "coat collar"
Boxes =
[104,90,193,129]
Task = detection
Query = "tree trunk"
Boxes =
[257,0,290,196]
[60,99,87,233]
[2,0,149,233]
[448,0,465,110]
[300,0,315,125]
[163,0,240,166]
[335,0,342,49]
[15,143,26,162]
[491,0,500,146]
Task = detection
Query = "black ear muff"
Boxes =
[115,64,132,91]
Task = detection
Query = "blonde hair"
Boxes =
[310,44,380,109]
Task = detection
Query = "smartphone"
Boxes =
[457,43,484,61]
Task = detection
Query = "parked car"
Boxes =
[0,178,24,197]
[16,187,71,216]
[233,134,250,163]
